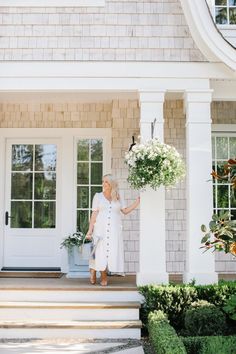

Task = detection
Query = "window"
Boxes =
[215,0,236,25]
[76,139,103,235]
[212,134,236,219]
[10,144,57,228]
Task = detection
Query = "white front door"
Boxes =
[3,139,61,269]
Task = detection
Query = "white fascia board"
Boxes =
[0,62,234,79]
[211,79,236,100]
[0,0,105,7]
[179,0,236,72]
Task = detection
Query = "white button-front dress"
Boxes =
[89,192,126,273]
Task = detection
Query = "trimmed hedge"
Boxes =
[182,336,236,354]
[148,310,186,354]
[184,300,227,336]
[139,281,236,330]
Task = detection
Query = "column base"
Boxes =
[136,272,169,286]
[183,272,218,285]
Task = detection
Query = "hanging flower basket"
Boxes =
[125,138,185,190]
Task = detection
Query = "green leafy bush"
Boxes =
[223,294,236,321]
[139,281,236,330]
[200,336,236,354]
[182,336,236,354]
[148,310,186,354]
[184,300,227,336]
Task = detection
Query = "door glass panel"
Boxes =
[12,145,33,171]
[34,201,56,228]
[77,140,89,161]
[34,172,56,200]
[77,138,103,234]
[35,144,57,171]
[77,186,89,208]
[11,173,32,199]
[11,201,32,228]
[91,139,103,161]
[91,163,103,184]
[77,210,89,235]
[77,163,89,184]
[10,144,57,229]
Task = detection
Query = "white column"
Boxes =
[136,90,168,286]
[183,90,218,285]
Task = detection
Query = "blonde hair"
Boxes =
[103,174,119,201]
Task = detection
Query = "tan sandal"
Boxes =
[90,269,96,285]
[100,270,108,286]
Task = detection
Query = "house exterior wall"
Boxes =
[0,0,206,61]
[0,99,234,274]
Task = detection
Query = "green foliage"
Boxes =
[139,281,236,330]
[181,336,206,354]
[182,336,236,354]
[200,336,236,354]
[139,284,198,329]
[60,231,90,250]
[148,310,186,354]
[223,294,236,321]
[184,300,227,336]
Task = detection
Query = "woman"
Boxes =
[86,174,140,286]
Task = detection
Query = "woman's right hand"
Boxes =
[86,232,92,240]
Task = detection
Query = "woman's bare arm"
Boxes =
[86,210,99,239]
[121,197,140,215]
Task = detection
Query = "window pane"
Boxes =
[34,201,56,228]
[216,161,229,183]
[231,209,236,220]
[12,145,33,171]
[229,8,236,23]
[35,144,57,171]
[77,163,89,184]
[215,7,228,24]
[91,186,103,207]
[77,186,89,208]
[229,137,236,157]
[11,173,32,200]
[34,172,56,200]
[77,210,89,235]
[213,184,216,208]
[77,140,89,161]
[91,139,103,161]
[229,0,236,6]
[217,185,229,208]
[91,163,102,184]
[215,0,227,5]
[231,186,236,208]
[11,201,32,228]
[212,137,215,159]
[216,137,228,159]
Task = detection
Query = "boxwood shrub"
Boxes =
[148,310,186,354]
[182,336,236,354]
[139,281,236,330]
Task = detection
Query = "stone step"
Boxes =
[0,301,140,321]
[0,320,142,339]
[0,288,143,302]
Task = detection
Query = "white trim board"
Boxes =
[0,0,105,7]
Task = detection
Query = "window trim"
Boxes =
[212,124,236,218]
[0,0,105,7]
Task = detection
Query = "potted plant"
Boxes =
[201,159,236,256]
[125,138,185,190]
[61,231,92,278]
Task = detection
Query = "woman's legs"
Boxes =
[89,268,96,285]
[100,269,108,286]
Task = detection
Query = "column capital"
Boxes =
[139,89,166,104]
[184,89,213,125]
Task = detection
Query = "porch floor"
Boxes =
[0,274,137,290]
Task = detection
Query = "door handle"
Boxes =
[5,211,14,226]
